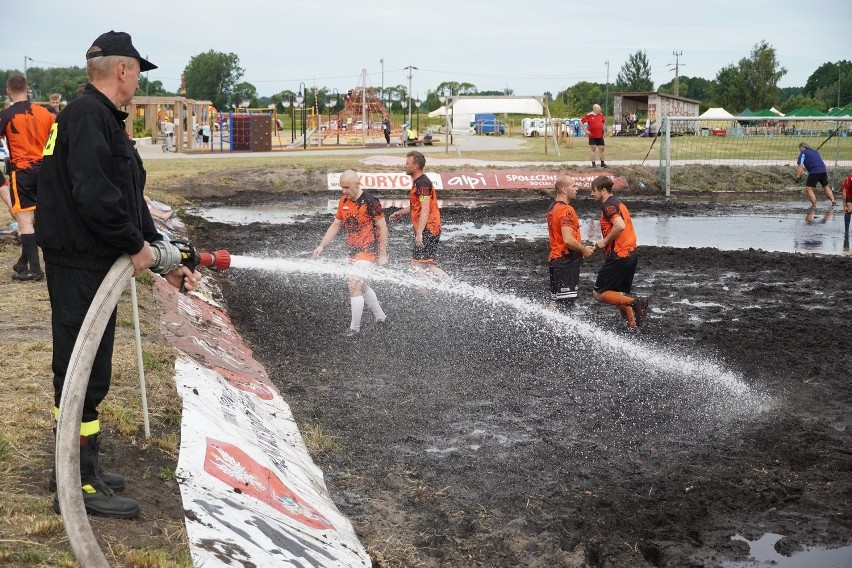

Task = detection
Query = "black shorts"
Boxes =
[588,137,605,146]
[412,232,441,263]
[549,254,581,303]
[10,165,40,213]
[806,173,829,188]
[594,250,638,294]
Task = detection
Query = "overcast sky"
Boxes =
[3,0,850,101]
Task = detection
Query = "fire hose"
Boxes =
[55,240,228,567]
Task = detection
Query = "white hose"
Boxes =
[56,255,134,568]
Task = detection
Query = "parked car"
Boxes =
[472,113,506,135]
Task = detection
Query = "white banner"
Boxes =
[175,358,371,567]
[327,171,443,191]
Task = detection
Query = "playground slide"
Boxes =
[288,127,317,148]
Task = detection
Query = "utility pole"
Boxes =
[670,51,683,97]
[604,60,609,121]
[380,58,384,104]
[405,65,417,126]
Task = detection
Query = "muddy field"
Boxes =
[179,170,851,568]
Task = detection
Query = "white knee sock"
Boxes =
[363,286,386,321]
[349,295,365,331]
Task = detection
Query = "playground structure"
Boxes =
[128,96,214,153]
[288,70,392,148]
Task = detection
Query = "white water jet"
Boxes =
[228,254,771,416]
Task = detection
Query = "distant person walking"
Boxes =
[795,142,836,207]
[313,169,388,336]
[389,151,450,279]
[0,74,55,281]
[589,175,648,330]
[546,175,593,310]
[582,103,607,168]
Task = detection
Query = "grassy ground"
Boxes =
[0,205,192,567]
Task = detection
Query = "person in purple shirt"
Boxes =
[795,142,836,208]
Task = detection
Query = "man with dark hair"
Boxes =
[590,175,648,330]
[0,74,55,281]
[37,30,199,519]
[313,169,388,336]
[796,142,836,207]
[546,175,593,310]
[389,150,450,279]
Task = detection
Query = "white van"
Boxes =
[521,118,555,137]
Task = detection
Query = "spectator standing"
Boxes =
[795,142,836,207]
[37,30,199,518]
[201,121,211,149]
[313,170,388,336]
[582,104,607,168]
[0,74,55,281]
[589,175,648,330]
[546,175,593,310]
[48,93,63,117]
[382,115,391,147]
[841,172,852,238]
[389,151,450,279]
[163,116,175,150]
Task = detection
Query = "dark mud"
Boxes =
[184,184,852,567]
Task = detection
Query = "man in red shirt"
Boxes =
[841,173,852,238]
[546,175,593,310]
[590,175,648,330]
[389,150,450,279]
[582,104,607,168]
[313,169,389,336]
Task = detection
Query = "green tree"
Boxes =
[804,60,852,108]
[778,93,826,113]
[713,41,785,112]
[556,81,604,115]
[658,75,714,102]
[232,81,259,108]
[183,51,244,110]
[615,50,654,92]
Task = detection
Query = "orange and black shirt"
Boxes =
[336,191,384,261]
[409,174,441,237]
[600,195,637,258]
[546,200,581,262]
[0,101,55,171]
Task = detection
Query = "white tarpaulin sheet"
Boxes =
[175,358,371,567]
[429,96,545,134]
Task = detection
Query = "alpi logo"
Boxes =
[446,173,488,188]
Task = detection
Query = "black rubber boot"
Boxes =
[48,433,125,492]
[52,436,140,519]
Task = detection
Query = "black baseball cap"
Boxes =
[86,31,157,71]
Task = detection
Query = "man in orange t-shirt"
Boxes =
[546,175,593,310]
[590,175,648,329]
[0,74,55,280]
[581,103,607,168]
[313,169,389,336]
[389,150,450,279]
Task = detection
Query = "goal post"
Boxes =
[658,115,852,196]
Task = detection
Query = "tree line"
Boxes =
[3,41,849,118]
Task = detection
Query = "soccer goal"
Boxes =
[657,115,852,195]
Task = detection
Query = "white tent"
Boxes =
[698,107,736,120]
[428,95,546,135]
[698,107,738,129]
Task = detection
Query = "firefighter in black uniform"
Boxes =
[37,31,199,519]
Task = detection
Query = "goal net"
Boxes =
[658,116,852,195]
